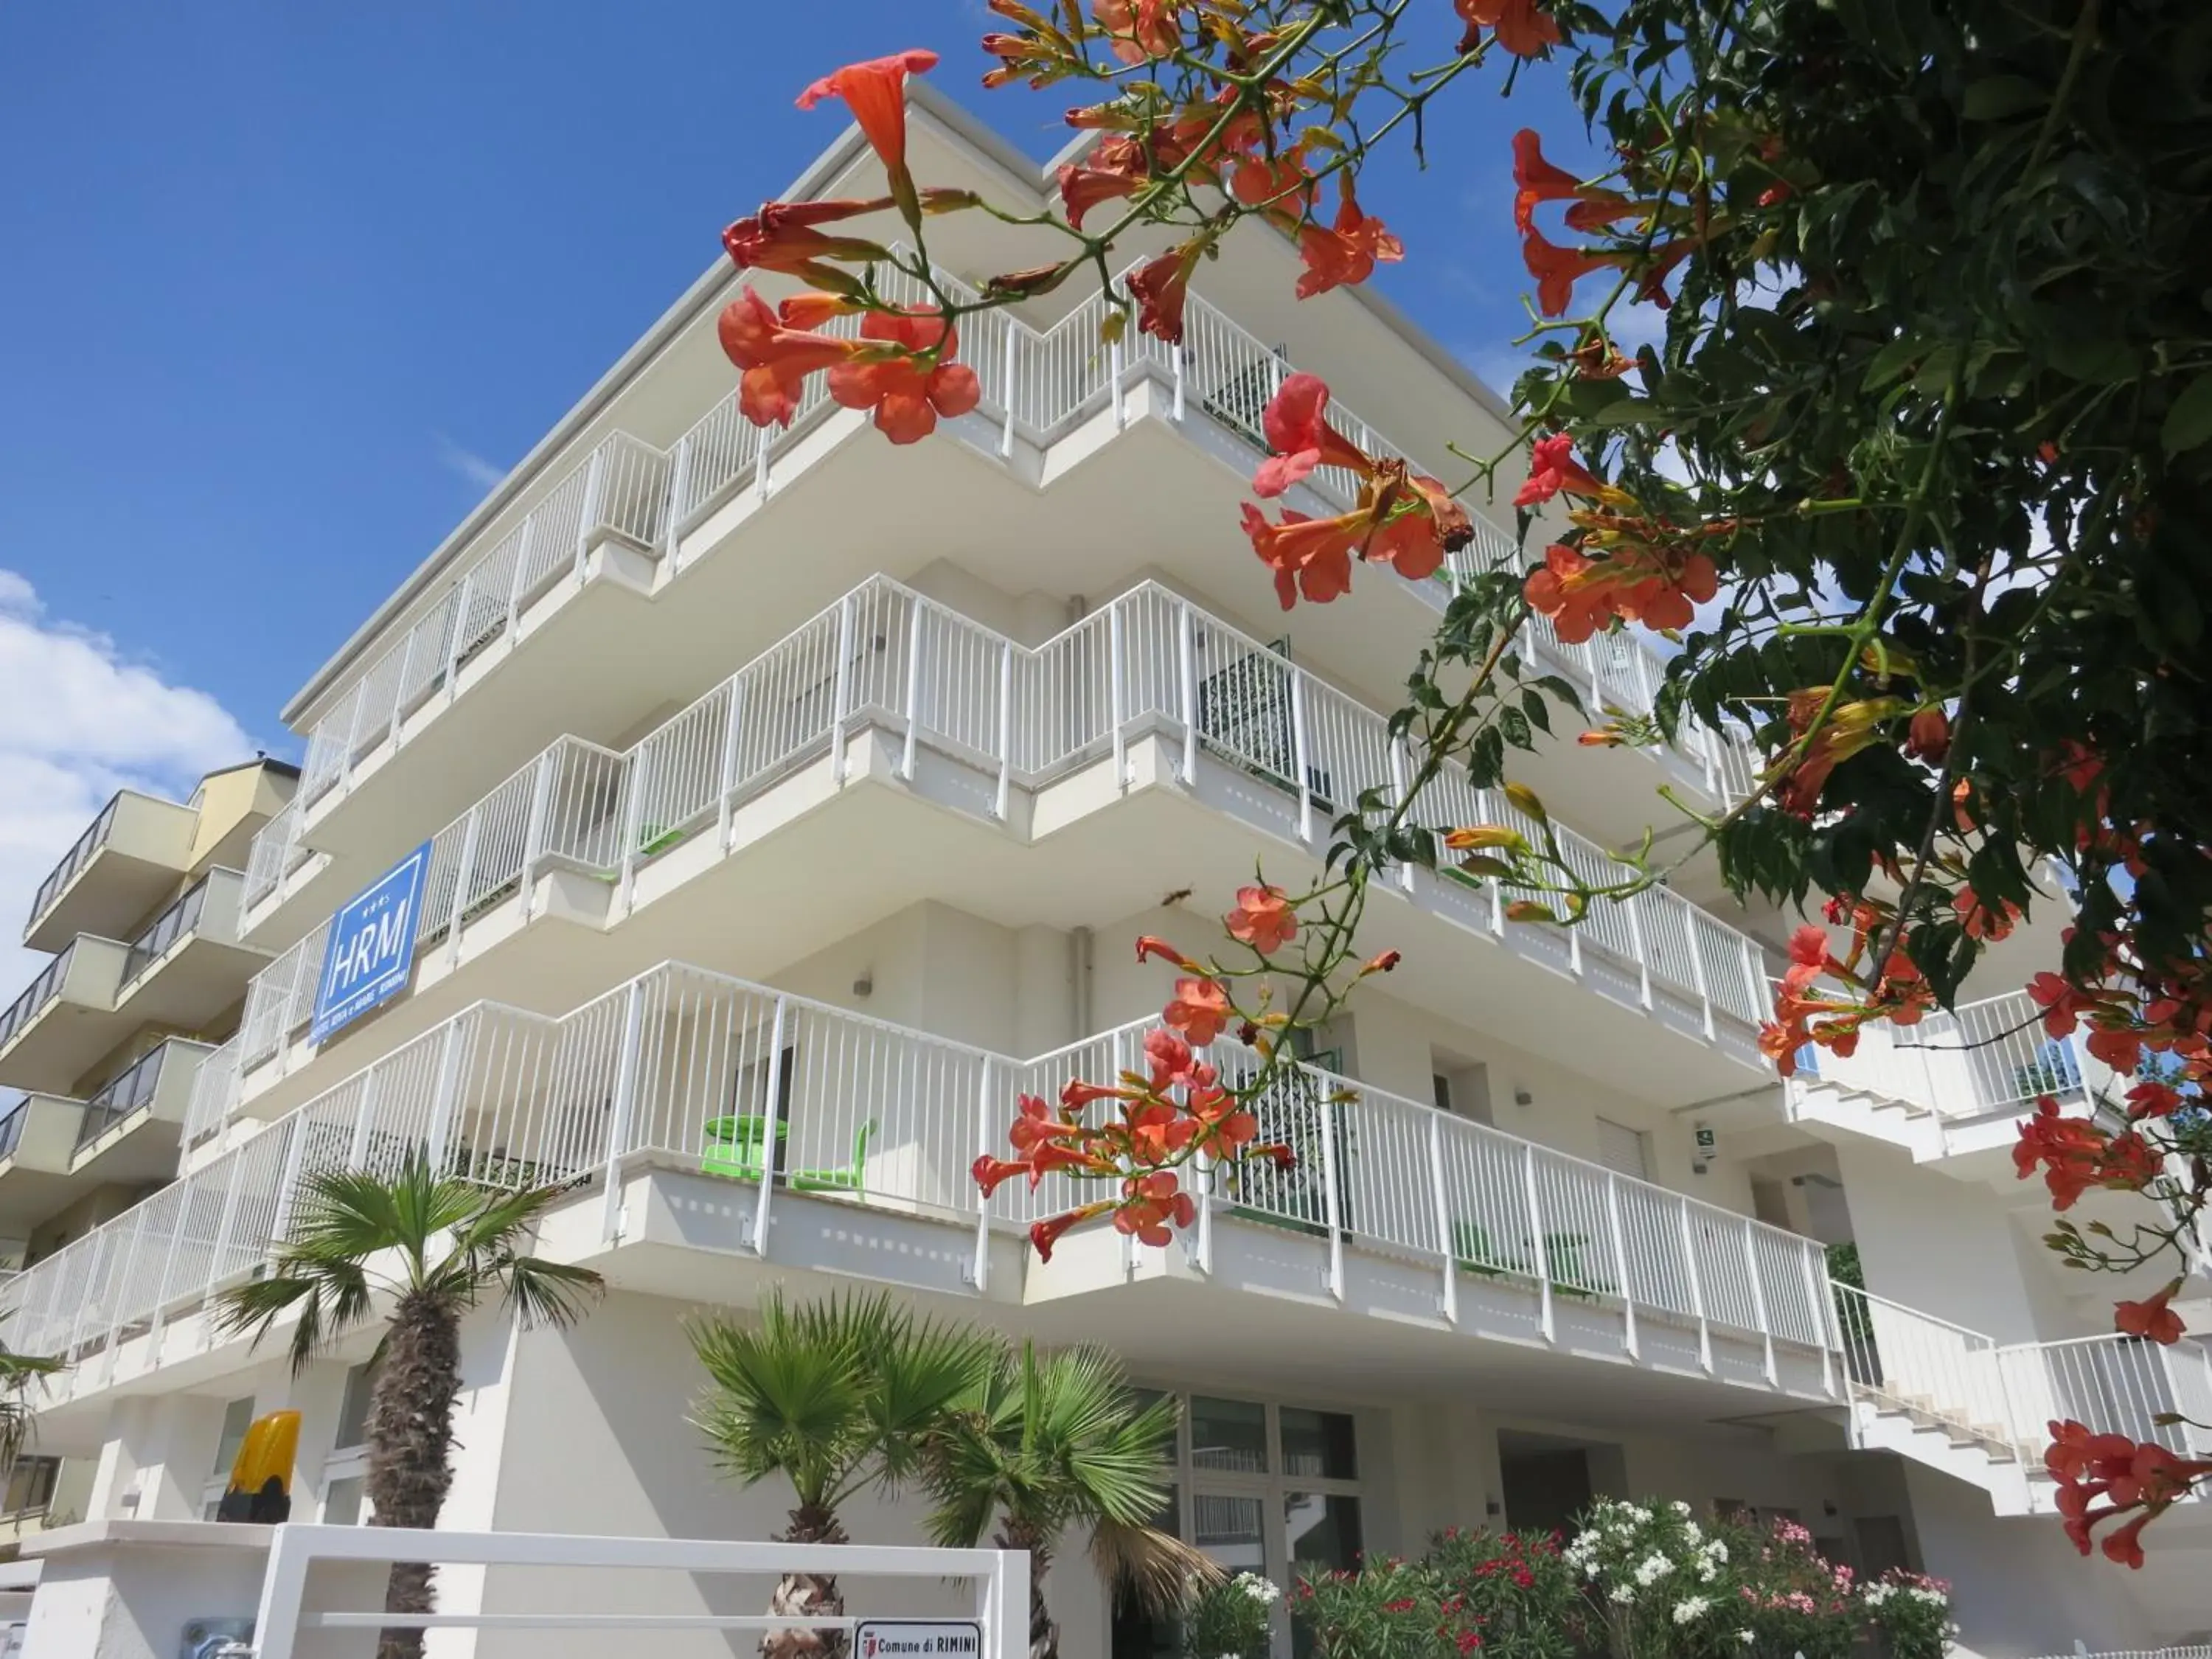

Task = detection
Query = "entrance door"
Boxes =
[1499,1447,1595,1540]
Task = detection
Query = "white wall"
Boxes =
[1836,1140,2098,1343]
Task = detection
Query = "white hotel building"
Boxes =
[2,88,2207,1659]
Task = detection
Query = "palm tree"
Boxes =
[0,1343,63,1492]
[690,1290,997,1659]
[923,1343,1209,1659]
[216,1154,602,1659]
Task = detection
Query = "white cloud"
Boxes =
[434,434,507,494]
[0,571,260,1040]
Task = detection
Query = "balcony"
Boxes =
[68,1038,213,1182]
[107,869,263,1031]
[1834,1283,2212,1518]
[0,1041,212,1237]
[2,959,1840,1417]
[246,274,1756,949]
[225,575,1775,1123]
[1778,987,2118,1172]
[0,1094,89,1237]
[22,792,198,954]
[0,938,131,1096]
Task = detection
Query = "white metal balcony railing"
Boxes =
[27,794,121,934]
[1791,987,2102,1123]
[261,270,1759,895]
[0,940,79,1054]
[0,1099,30,1163]
[243,796,313,915]
[216,576,1773,1123]
[291,431,675,814]
[0,957,1835,1392]
[119,872,215,987]
[1834,1281,2212,1467]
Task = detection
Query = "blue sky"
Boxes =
[0,3,1583,951]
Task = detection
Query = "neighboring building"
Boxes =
[1,88,2205,1658]
[0,757,298,1541]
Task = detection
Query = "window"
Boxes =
[333,1363,376,1453]
[1595,1118,1652,1182]
[322,1475,366,1526]
[1113,1392,1366,1659]
[1190,1396,1269,1474]
[1279,1408,1357,1481]
[210,1397,255,1481]
[1,1456,58,1516]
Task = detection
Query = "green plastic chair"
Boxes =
[790,1119,877,1199]
[700,1114,787,1182]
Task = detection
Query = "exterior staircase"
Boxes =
[1832,1282,2212,1517]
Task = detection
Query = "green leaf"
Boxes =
[1963,76,2047,120]
[2161,372,2212,454]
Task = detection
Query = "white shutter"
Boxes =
[1595,1117,1652,1182]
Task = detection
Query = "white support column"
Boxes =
[830,594,857,785]
[1684,905,1715,1040]
[1176,605,1198,785]
[995,639,1014,821]
[266,1116,312,1252]
[900,597,926,782]
[1288,667,1313,846]
[1800,1239,1837,1399]
[445,574,473,704]
[969,1057,995,1293]
[1170,341,1186,422]
[1388,739,1416,892]
[506,519,538,646]
[520,748,558,899]
[389,628,418,751]
[750,998,791,1255]
[1108,602,1128,787]
[1427,1113,1457,1325]
[999,324,1018,459]
[574,444,608,584]
[195,1157,248,1319]
[1318,1095,1344,1301]
[337,684,367,799]
[344,1066,381,1172]
[447,809,481,967]
[1624,894,1653,1009]
[423,1018,468,1173]
[1522,1145,1555,1343]
[717,677,748,853]
[599,981,649,1244]
[1604,1172,1638,1359]
[665,436,693,567]
[1678,1197,1714,1372]
[617,746,647,918]
[1743,1220,1777,1383]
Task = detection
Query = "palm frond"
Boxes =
[500,1254,603,1329]
[1091,1519,1219,1615]
[689,1298,872,1512]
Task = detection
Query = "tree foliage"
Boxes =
[717,0,2212,1558]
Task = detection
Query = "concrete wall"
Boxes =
[1836,1139,2099,1344]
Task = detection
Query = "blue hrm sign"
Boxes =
[309,841,433,1046]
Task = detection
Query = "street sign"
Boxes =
[855,1622,984,1659]
[309,841,433,1046]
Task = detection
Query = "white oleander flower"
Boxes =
[1609,1585,1635,1604]
[1633,1554,1672,1587]
[1672,1500,1693,1517]
[1695,1560,1719,1585]
[1863,1583,1893,1607]
[1736,1631,1755,1645]
[1703,1540,1729,1565]
[1237,1576,1280,1605]
[1673,1596,1711,1624]
[1908,1587,1947,1606]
